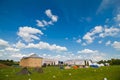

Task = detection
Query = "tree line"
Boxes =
[0,59,19,66]
[98,58,120,65]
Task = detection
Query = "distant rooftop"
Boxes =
[22,54,43,59]
[29,54,39,57]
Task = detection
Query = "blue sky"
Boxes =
[0,0,120,61]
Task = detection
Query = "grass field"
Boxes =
[0,66,120,80]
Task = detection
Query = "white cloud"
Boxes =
[76,39,81,43]
[114,13,120,25]
[45,9,53,18]
[14,41,26,49]
[1,52,27,61]
[36,20,45,27]
[92,26,103,34]
[99,27,120,38]
[17,26,43,42]
[78,49,98,54]
[40,52,83,61]
[0,50,4,57]
[112,41,120,50]
[0,50,4,52]
[83,26,103,44]
[105,40,111,46]
[45,9,58,22]
[0,39,9,47]
[36,20,52,27]
[82,43,87,46]
[98,40,102,44]
[0,46,27,61]
[36,9,58,27]
[83,32,93,44]
[26,41,67,52]
[5,47,19,52]
[115,14,120,22]
[83,25,120,44]
[77,49,105,61]
[11,53,27,58]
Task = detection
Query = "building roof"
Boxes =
[22,54,43,59]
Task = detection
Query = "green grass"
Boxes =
[0,66,120,80]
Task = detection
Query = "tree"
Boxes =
[98,59,120,65]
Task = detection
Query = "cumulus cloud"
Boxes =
[45,9,58,22]
[40,52,83,61]
[0,52,27,61]
[82,43,87,46]
[17,26,43,42]
[14,41,26,49]
[83,33,93,44]
[114,14,120,22]
[105,40,111,46]
[98,40,102,44]
[12,41,68,53]
[5,47,19,52]
[78,49,98,54]
[83,26,103,44]
[11,53,27,58]
[0,39,9,47]
[114,13,120,26]
[77,49,105,61]
[36,20,45,27]
[76,39,81,43]
[99,27,120,38]
[36,9,58,27]
[26,41,67,52]
[83,25,120,44]
[112,41,120,50]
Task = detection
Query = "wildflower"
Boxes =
[5,75,8,77]
[28,74,30,76]
[94,70,96,72]
[69,73,71,76]
[104,77,107,80]
[53,75,56,78]
[28,78,31,80]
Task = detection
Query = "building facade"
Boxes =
[20,54,43,68]
[42,58,58,65]
[64,59,92,66]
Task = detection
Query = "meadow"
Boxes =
[0,66,120,80]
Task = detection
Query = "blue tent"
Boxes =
[90,65,99,68]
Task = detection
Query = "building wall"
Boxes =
[65,60,92,66]
[20,58,43,67]
[42,58,58,65]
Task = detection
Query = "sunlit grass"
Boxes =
[0,66,120,80]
